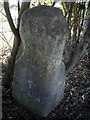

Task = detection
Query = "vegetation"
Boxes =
[2,0,90,88]
[1,0,90,119]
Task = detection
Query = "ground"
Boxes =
[2,54,90,120]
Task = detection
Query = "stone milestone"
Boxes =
[12,6,67,117]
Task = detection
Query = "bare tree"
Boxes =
[66,2,90,75]
[2,0,30,87]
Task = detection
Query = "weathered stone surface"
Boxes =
[12,6,67,117]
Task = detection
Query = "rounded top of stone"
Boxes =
[21,5,63,19]
[19,5,67,46]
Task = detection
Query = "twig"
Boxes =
[0,11,6,17]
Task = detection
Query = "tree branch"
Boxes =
[17,2,30,29]
[66,2,90,75]
[77,2,86,43]
[4,1,19,37]
[0,11,6,17]
[66,41,88,75]
[17,0,20,14]
[2,1,30,88]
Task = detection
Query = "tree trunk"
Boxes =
[2,36,21,88]
[2,1,30,88]
[66,2,90,75]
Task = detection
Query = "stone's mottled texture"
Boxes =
[12,6,67,117]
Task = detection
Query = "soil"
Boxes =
[2,55,90,120]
